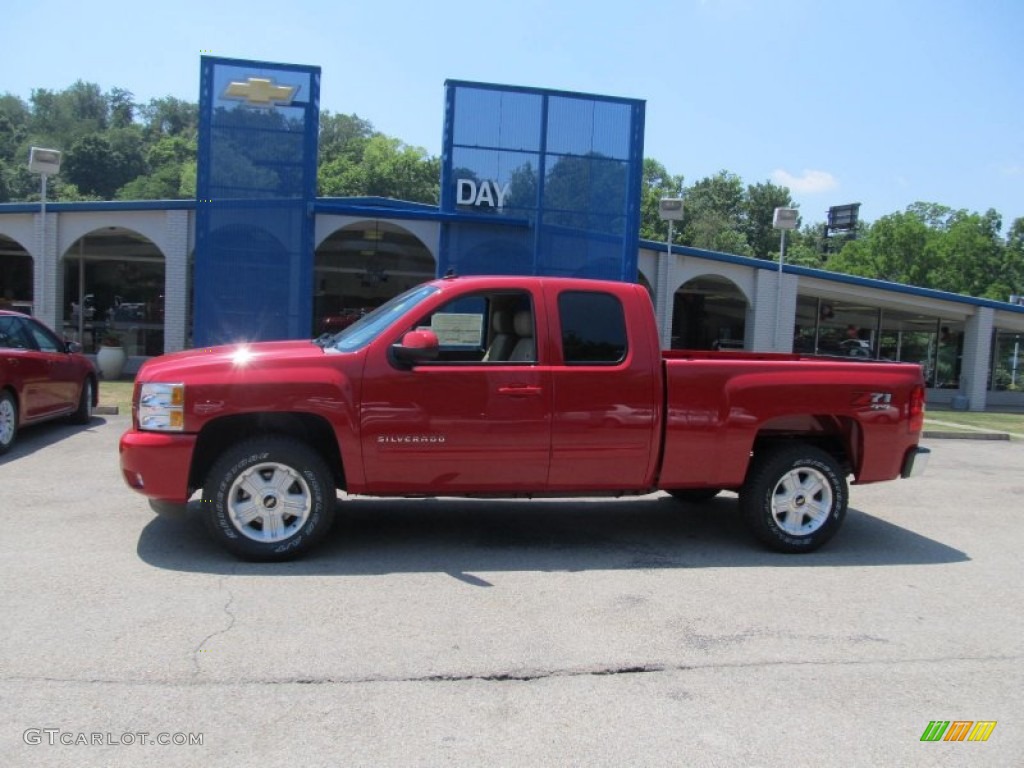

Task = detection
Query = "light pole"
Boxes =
[658,197,684,349]
[28,147,62,320]
[772,207,799,351]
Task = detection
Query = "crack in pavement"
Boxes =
[4,653,1019,688]
[191,570,238,677]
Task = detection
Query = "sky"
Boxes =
[4,0,1023,226]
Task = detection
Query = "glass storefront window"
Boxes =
[990,330,1023,392]
[794,294,963,388]
[314,223,436,336]
[0,239,33,314]
[793,296,879,357]
[63,256,165,355]
[671,277,747,350]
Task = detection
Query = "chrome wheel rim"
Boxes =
[770,466,833,536]
[227,462,312,543]
[0,397,14,446]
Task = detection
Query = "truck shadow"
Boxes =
[136,493,968,576]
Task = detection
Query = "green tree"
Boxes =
[928,209,1007,299]
[30,81,108,141]
[680,170,751,255]
[639,158,684,241]
[319,111,374,162]
[139,96,197,139]
[360,135,439,203]
[743,180,796,259]
[1002,218,1024,300]
[829,210,935,285]
[0,94,31,162]
[321,134,438,203]
[64,133,138,198]
[116,136,196,200]
[108,87,135,129]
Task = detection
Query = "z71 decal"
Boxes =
[852,391,893,409]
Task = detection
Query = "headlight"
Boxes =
[138,382,185,431]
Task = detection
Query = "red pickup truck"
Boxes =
[119,275,929,560]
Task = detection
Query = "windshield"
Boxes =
[324,283,439,353]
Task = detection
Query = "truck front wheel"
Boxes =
[203,437,335,561]
[740,445,847,553]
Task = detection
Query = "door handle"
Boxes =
[497,385,543,397]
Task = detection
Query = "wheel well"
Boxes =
[751,415,858,477]
[188,413,345,493]
[1,385,19,414]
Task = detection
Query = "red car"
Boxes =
[0,310,98,454]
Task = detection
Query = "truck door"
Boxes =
[546,288,659,490]
[359,289,552,493]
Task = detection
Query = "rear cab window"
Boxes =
[557,291,628,365]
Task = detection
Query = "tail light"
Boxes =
[908,384,925,434]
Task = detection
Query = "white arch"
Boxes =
[57,211,175,257]
[0,215,37,257]
[673,267,753,304]
[315,215,439,266]
[638,246,755,303]
[59,225,168,263]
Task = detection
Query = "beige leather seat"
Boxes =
[483,309,517,362]
[508,310,535,362]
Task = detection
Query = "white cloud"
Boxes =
[771,169,839,194]
[999,164,1024,177]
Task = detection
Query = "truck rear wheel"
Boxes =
[203,437,335,561]
[740,444,847,553]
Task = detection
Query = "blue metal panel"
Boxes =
[440,81,645,282]
[193,56,320,346]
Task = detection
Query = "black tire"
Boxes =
[0,390,17,455]
[202,436,336,561]
[70,377,95,425]
[740,444,847,553]
[667,488,722,504]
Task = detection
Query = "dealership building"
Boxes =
[1,57,1022,411]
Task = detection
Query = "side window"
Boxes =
[0,317,33,350]
[412,290,534,364]
[558,291,627,365]
[26,320,62,353]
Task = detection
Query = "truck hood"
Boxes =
[137,340,328,381]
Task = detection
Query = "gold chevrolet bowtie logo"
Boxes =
[223,77,297,107]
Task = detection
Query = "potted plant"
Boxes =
[96,331,126,380]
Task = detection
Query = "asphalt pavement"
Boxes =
[1,415,1021,767]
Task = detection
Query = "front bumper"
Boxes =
[119,429,197,502]
[901,446,931,479]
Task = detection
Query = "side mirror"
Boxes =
[391,329,439,367]
[65,340,82,354]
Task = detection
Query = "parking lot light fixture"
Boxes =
[658,198,684,349]
[772,207,799,350]
[28,147,63,319]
